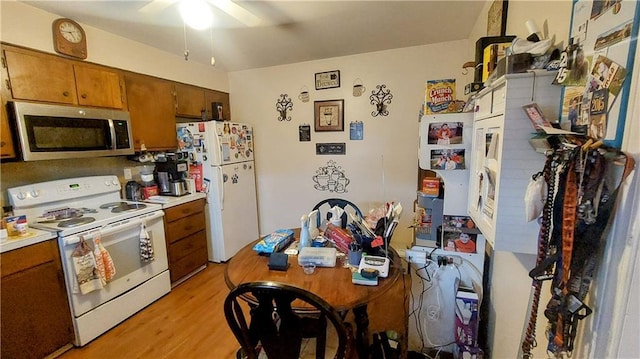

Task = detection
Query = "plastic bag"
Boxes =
[525,172,546,222]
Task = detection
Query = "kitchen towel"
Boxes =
[72,236,103,294]
[94,237,116,282]
[139,223,154,262]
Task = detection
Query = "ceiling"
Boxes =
[23,1,486,72]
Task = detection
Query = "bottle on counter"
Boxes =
[299,214,311,249]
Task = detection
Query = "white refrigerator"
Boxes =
[177,121,259,262]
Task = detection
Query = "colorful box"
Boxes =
[424,79,455,115]
[455,289,480,348]
[421,178,440,197]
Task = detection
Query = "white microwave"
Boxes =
[10,101,134,161]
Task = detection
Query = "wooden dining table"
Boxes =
[224,228,402,358]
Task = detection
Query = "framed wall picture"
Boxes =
[315,70,341,90]
[487,0,508,36]
[314,99,344,132]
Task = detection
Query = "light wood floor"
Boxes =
[58,263,410,359]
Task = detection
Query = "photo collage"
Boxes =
[554,0,635,144]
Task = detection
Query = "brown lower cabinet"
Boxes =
[1,240,74,359]
[164,198,208,284]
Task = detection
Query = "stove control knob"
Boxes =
[30,190,40,198]
[16,191,27,200]
[104,179,111,187]
[111,179,119,186]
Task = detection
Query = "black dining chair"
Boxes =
[312,198,363,228]
[224,281,353,359]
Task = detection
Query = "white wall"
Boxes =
[229,40,474,250]
[0,1,229,91]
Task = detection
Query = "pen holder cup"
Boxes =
[348,246,362,266]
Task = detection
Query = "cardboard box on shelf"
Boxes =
[421,178,440,197]
[424,79,456,115]
[455,289,480,347]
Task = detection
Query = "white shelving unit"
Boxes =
[467,71,560,254]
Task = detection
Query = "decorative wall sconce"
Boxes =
[276,94,293,121]
[369,84,393,117]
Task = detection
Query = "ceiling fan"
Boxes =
[138,0,263,27]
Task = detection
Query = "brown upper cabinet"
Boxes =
[205,89,231,121]
[0,103,16,160]
[2,45,125,109]
[125,72,177,151]
[175,82,231,121]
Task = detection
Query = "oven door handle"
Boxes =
[63,210,165,246]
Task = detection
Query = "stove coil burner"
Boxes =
[99,202,128,209]
[58,217,96,228]
[111,203,147,213]
[42,208,84,221]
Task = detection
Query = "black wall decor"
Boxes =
[370,84,393,117]
[276,94,293,121]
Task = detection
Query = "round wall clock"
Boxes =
[52,18,87,59]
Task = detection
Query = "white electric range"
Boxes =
[8,175,171,346]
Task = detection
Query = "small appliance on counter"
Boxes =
[125,181,142,201]
[155,156,189,196]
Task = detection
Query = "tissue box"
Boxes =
[455,289,479,348]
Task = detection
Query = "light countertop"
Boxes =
[145,192,206,209]
[0,227,58,253]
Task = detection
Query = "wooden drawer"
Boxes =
[164,199,205,222]
[168,230,207,264]
[165,212,206,243]
[1,240,57,278]
[168,233,208,283]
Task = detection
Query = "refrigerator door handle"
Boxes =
[216,166,224,210]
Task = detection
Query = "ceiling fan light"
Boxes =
[179,0,213,30]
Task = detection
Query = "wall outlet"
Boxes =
[123,168,133,180]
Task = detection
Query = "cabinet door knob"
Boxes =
[63,91,70,97]
[0,141,5,147]
[81,94,87,99]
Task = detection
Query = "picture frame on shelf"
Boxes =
[315,70,341,90]
[522,103,552,131]
[487,0,508,36]
[314,99,344,132]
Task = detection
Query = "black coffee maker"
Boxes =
[155,158,189,196]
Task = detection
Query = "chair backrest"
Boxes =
[224,281,351,359]
[312,198,363,228]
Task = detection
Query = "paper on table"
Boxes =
[146,196,170,203]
